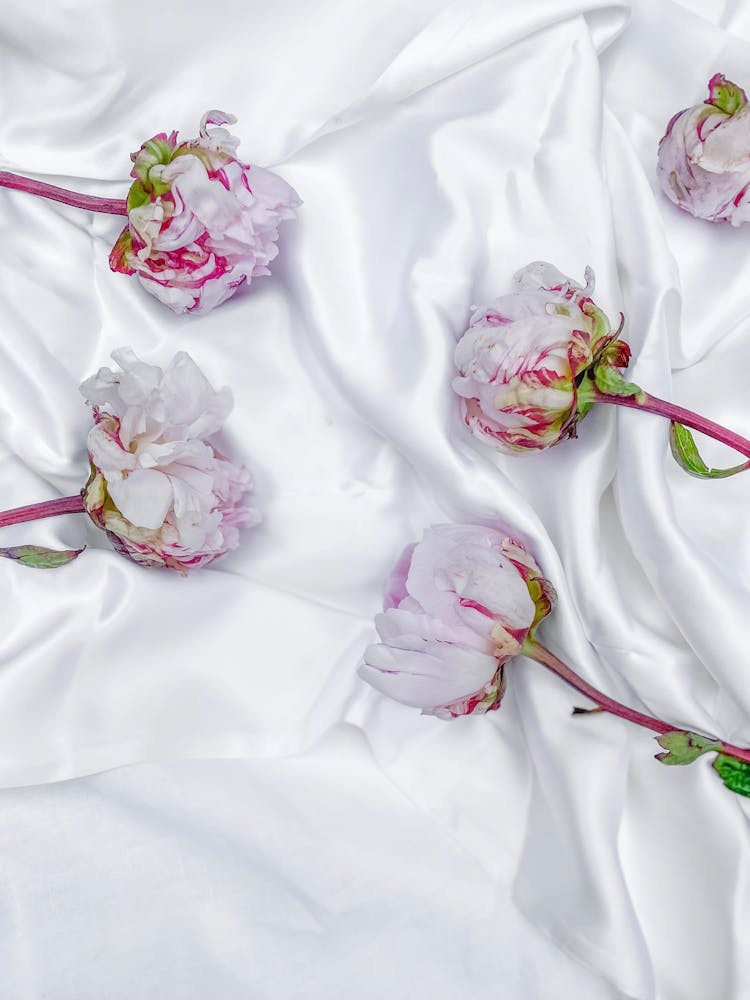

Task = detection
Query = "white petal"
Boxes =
[107,468,173,530]
[361,642,497,709]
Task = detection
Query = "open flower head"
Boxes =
[80,348,259,571]
[110,111,301,314]
[657,73,750,225]
[453,262,628,453]
[360,523,555,718]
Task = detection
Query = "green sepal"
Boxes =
[526,574,556,633]
[713,754,750,798]
[669,421,750,479]
[0,545,85,569]
[593,364,645,401]
[707,74,748,115]
[126,180,151,212]
[655,730,721,765]
[575,373,596,417]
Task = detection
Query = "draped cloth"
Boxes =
[0,0,747,996]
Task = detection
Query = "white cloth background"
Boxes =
[0,0,747,997]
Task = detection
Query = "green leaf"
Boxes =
[593,364,645,401]
[0,545,85,569]
[713,754,750,798]
[669,422,750,479]
[655,730,721,765]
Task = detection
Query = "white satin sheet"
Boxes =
[0,1,748,997]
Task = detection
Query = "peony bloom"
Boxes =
[109,110,301,314]
[452,262,628,453]
[360,523,555,718]
[656,73,750,225]
[80,348,259,571]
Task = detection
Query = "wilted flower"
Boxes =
[657,73,750,225]
[452,262,628,453]
[109,110,301,313]
[80,347,259,571]
[360,523,555,718]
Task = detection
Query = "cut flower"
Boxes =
[360,524,750,800]
[453,262,627,453]
[360,523,555,718]
[80,348,259,571]
[0,110,300,315]
[454,261,750,478]
[110,111,301,313]
[0,349,258,571]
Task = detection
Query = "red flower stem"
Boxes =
[0,171,127,216]
[594,387,750,462]
[0,494,86,529]
[522,638,750,765]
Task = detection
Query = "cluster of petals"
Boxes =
[360,523,555,718]
[452,262,624,453]
[657,73,750,225]
[110,111,300,314]
[80,347,258,571]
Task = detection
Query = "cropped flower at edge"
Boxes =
[110,111,301,314]
[360,523,556,718]
[657,73,750,225]
[80,348,260,572]
[360,525,750,801]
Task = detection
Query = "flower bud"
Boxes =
[453,263,623,453]
[80,348,259,571]
[360,524,555,718]
[110,111,301,314]
[657,73,750,225]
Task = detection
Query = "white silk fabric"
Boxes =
[0,0,749,997]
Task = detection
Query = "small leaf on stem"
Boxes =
[0,544,85,569]
[655,730,721,765]
[669,422,750,479]
[713,754,750,798]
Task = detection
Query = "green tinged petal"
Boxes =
[127,180,151,211]
[109,227,135,274]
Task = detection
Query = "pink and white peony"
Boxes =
[80,348,259,571]
[109,111,301,314]
[452,262,628,453]
[360,523,555,718]
[657,73,750,225]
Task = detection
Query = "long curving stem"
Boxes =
[0,494,86,529]
[594,387,750,462]
[522,637,750,766]
[0,171,127,216]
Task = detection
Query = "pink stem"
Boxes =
[0,494,86,529]
[523,638,750,765]
[0,171,127,216]
[595,387,750,462]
